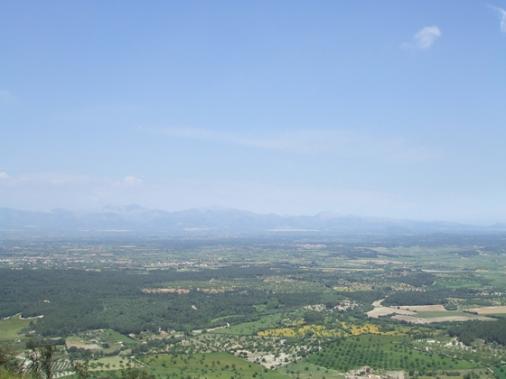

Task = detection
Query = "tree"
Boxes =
[303,311,324,324]
[39,345,55,379]
[0,347,21,377]
[73,361,90,379]
[27,345,55,379]
[120,368,156,379]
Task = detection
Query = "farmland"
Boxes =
[139,352,290,379]
[2,1,505,378]
[467,306,506,315]
[1,235,506,378]
[307,335,476,372]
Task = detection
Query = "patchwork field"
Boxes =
[65,336,101,351]
[391,314,493,324]
[66,329,136,353]
[397,305,447,312]
[367,307,414,318]
[2,236,506,379]
[366,299,416,319]
[368,299,495,324]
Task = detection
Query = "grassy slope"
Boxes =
[140,352,290,379]
[277,362,345,379]
[0,316,30,341]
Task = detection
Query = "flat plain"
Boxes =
[1,235,506,379]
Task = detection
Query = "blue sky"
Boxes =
[1,1,506,222]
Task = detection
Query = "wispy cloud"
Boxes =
[489,5,506,32]
[123,175,143,186]
[0,172,143,188]
[403,26,442,50]
[0,172,147,211]
[154,126,437,162]
[159,126,325,152]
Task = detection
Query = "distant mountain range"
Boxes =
[0,206,502,237]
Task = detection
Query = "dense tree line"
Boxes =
[449,319,506,346]
[393,271,435,287]
[0,268,340,336]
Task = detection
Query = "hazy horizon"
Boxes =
[1,204,504,227]
[2,1,506,224]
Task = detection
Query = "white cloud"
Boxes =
[123,176,143,186]
[0,171,9,180]
[490,5,506,32]
[157,126,436,162]
[403,26,441,50]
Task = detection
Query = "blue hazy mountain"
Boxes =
[0,206,498,237]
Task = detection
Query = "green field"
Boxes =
[101,329,135,343]
[277,362,345,379]
[2,237,506,379]
[495,365,506,379]
[88,355,140,371]
[140,352,290,379]
[416,310,478,319]
[0,315,30,342]
[307,335,476,372]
